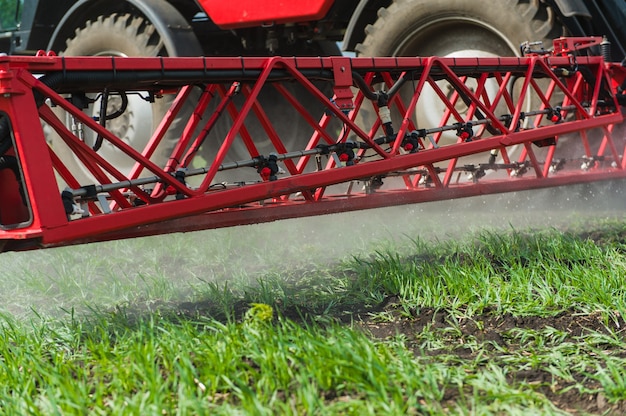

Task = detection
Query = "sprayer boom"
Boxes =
[0,37,625,252]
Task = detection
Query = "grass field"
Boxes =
[1,193,626,415]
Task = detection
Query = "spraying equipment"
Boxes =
[0,36,625,252]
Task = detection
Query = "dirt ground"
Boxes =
[357,299,626,416]
[171,293,626,415]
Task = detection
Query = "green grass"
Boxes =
[1,207,626,414]
[350,227,626,316]
[0,309,571,415]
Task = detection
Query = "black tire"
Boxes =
[63,13,165,57]
[52,13,337,184]
[356,0,562,58]
[356,0,625,206]
[50,12,201,184]
[356,0,563,164]
[197,43,341,182]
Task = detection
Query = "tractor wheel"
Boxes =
[356,0,625,206]
[357,0,562,58]
[50,11,201,184]
[51,12,335,185]
[356,0,564,151]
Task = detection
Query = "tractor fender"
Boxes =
[342,0,390,53]
[47,0,202,56]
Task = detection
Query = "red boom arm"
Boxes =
[0,37,625,252]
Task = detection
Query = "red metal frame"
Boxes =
[0,37,625,252]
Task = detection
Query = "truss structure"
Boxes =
[0,37,624,251]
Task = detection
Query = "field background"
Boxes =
[1,186,625,414]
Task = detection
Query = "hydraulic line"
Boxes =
[65,103,579,200]
[36,68,336,99]
[410,105,576,139]
[68,148,324,198]
[351,71,406,101]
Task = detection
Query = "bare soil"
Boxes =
[169,294,626,415]
[356,299,626,416]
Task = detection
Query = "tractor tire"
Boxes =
[355,0,626,207]
[356,0,564,165]
[50,13,336,185]
[356,0,563,127]
[356,0,562,59]
[196,44,340,182]
[50,12,201,185]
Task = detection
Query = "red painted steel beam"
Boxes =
[0,38,624,252]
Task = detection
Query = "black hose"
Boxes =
[0,116,11,156]
[386,73,406,98]
[351,71,407,102]
[100,92,129,121]
[577,65,613,102]
[37,68,334,98]
[93,89,109,152]
[93,91,129,152]
[351,71,378,100]
[450,81,502,136]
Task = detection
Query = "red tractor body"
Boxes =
[198,0,334,29]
